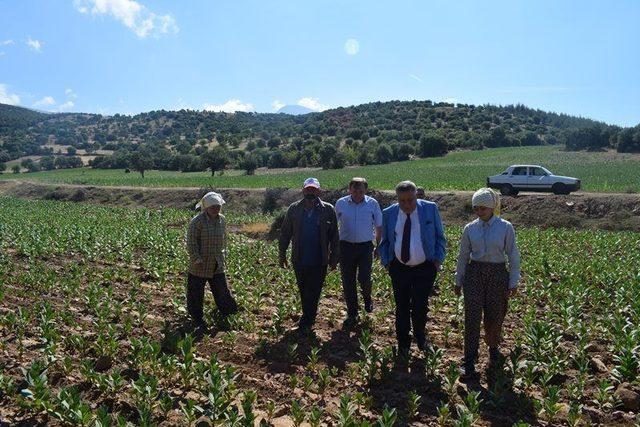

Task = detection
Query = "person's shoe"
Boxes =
[191,320,207,335]
[489,347,502,363]
[364,300,374,313]
[191,319,207,329]
[460,363,478,380]
[344,315,359,326]
[416,338,430,352]
[396,347,411,365]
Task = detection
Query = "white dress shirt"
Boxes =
[394,208,426,266]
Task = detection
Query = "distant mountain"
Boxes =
[277,104,314,115]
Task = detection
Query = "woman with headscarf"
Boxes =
[185,191,238,329]
[455,188,521,379]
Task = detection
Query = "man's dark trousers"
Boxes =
[388,258,437,350]
[294,265,327,328]
[187,273,238,323]
[339,240,374,317]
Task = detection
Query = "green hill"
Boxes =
[1,100,638,174]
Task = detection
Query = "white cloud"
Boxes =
[272,100,285,111]
[34,96,56,107]
[409,74,424,83]
[65,88,78,98]
[0,84,20,105]
[344,38,359,56]
[26,37,43,52]
[58,101,75,111]
[74,0,179,38]
[1,40,14,46]
[297,97,328,112]
[203,99,254,113]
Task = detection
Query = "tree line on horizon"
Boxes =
[1,100,639,176]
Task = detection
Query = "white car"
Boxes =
[487,165,581,196]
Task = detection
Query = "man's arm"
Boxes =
[278,207,293,267]
[432,204,447,266]
[378,210,390,267]
[373,200,383,246]
[328,206,340,268]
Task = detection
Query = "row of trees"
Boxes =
[0,155,85,174]
[564,124,640,152]
[87,128,550,177]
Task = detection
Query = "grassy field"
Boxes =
[1,197,639,425]
[2,146,640,192]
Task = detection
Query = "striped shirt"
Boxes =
[186,212,226,277]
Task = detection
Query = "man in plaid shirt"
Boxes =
[186,191,238,329]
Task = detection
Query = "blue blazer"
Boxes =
[379,199,447,267]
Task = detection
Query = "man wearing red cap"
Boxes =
[279,178,340,331]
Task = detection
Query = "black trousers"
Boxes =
[388,258,437,350]
[294,265,328,328]
[186,273,238,323]
[339,241,374,317]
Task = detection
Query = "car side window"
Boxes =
[512,167,527,176]
[531,167,546,176]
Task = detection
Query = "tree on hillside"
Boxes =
[520,131,543,146]
[40,156,56,171]
[129,152,153,178]
[202,147,229,176]
[486,127,508,147]
[318,144,337,170]
[617,127,640,153]
[564,126,610,151]
[12,165,20,174]
[375,144,393,164]
[419,133,448,157]
[239,154,258,175]
[67,146,77,156]
[0,162,6,173]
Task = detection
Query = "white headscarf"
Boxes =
[472,188,501,216]
[196,191,225,210]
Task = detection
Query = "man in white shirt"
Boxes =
[335,178,383,322]
[378,181,447,355]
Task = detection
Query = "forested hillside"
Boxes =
[1,100,638,175]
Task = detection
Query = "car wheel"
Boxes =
[500,184,515,196]
[552,183,567,195]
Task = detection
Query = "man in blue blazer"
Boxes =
[379,181,446,354]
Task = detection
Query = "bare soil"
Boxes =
[1,180,639,232]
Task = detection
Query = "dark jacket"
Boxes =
[279,199,340,268]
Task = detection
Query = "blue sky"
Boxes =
[1,0,638,126]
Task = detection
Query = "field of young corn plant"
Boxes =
[0,196,639,426]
